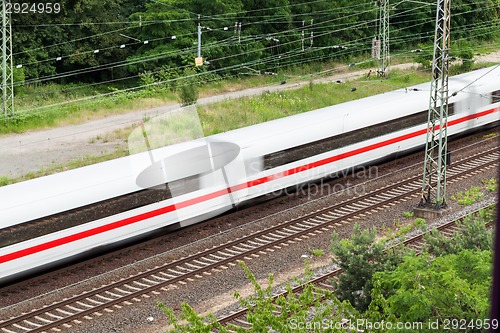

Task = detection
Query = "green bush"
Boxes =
[451,186,484,205]
[177,67,200,107]
[402,211,414,219]
[482,178,497,192]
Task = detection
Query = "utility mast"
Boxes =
[377,0,389,76]
[417,0,451,216]
[1,0,14,116]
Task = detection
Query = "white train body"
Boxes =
[1,67,499,284]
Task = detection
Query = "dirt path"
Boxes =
[0,52,497,179]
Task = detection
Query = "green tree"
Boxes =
[368,250,492,332]
[13,0,142,80]
[330,224,405,312]
[450,0,499,40]
[128,0,248,74]
[424,210,493,257]
[177,67,200,106]
[10,0,500,83]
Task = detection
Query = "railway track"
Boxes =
[0,146,497,333]
[217,202,497,327]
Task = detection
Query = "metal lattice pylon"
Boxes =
[1,0,14,116]
[420,0,451,209]
[377,0,389,76]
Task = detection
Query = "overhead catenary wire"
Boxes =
[11,22,500,111]
[12,7,500,94]
[13,15,498,93]
[16,17,378,87]
[14,5,379,73]
[12,1,376,63]
[12,0,494,57]
[18,0,496,80]
[451,63,500,97]
[14,7,380,85]
[6,10,500,114]
[13,0,495,82]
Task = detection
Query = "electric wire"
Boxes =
[12,0,492,83]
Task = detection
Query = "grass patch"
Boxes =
[0,64,283,134]
[309,248,325,257]
[2,39,499,135]
[483,132,498,139]
[2,87,177,134]
[451,186,484,205]
[384,217,427,241]
[482,178,497,192]
[402,211,414,219]
[0,176,10,186]
[197,69,430,136]
[1,57,431,135]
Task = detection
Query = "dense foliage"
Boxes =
[424,209,493,257]
[159,204,495,332]
[330,225,405,311]
[13,0,142,80]
[11,0,500,84]
[368,250,492,333]
[158,261,363,333]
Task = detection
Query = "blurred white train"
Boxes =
[0,66,499,285]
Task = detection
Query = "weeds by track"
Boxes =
[217,202,496,327]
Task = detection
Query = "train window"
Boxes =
[0,175,200,248]
[264,109,431,169]
[447,102,455,115]
[492,90,500,104]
